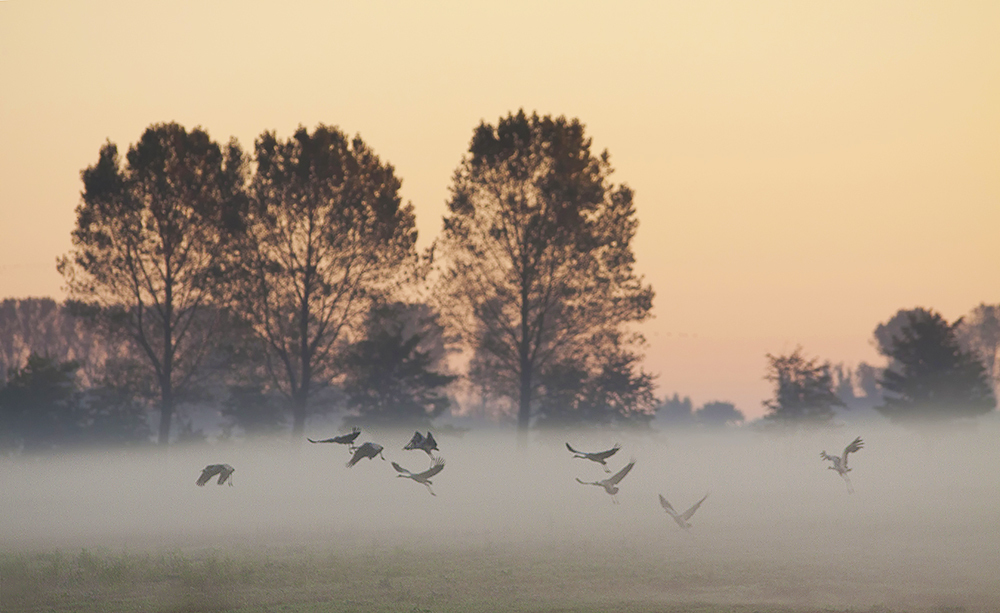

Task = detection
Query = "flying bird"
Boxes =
[820,436,864,493]
[659,493,708,530]
[565,442,621,472]
[391,457,446,496]
[403,431,439,456]
[346,441,385,467]
[575,460,636,503]
[197,464,235,487]
[307,427,361,451]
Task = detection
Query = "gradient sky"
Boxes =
[2,1,998,418]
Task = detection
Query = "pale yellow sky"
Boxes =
[2,1,998,418]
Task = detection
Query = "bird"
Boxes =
[307,427,361,451]
[820,436,864,493]
[565,442,621,473]
[575,460,636,503]
[659,493,708,530]
[403,431,439,456]
[346,441,385,467]
[391,457,446,496]
[197,464,235,487]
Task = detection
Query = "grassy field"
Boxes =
[0,535,986,613]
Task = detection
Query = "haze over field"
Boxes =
[4,422,1000,611]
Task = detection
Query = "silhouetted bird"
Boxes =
[565,442,621,473]
[391,457,446,496]
[197,464,235,487]
[575,460,636,503]
[821,436,864,494]
[403,431,439,456]
[308,427,361,451]
[659,493,708,530]
[346,441,385,467]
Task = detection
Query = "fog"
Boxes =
[3,421,1000,611]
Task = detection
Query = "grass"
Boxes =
[0,540,965,613]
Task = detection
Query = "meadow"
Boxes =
[2,421,998,612]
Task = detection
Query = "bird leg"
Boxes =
[424,483,436,497]
[842,474,853,494]
[602,465,611,473]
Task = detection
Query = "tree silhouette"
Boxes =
[876,308,995,422]
[955,303,1000,389]
[695,401,744,427]
[225,125,418,437]
[534,334,656,429]
[0,354,81,453]
[59,123,246,444]
[339,303,456,429]
[762,347,843,426]
[435,110,653,444]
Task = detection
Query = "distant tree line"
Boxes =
[1,111,658,451]
[3,115,998,451]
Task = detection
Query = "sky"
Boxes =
[1,1,998,419]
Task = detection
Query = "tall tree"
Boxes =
[226,125,418,437]
[436,110,653,444]
[955,303,1000,388]
[0,354,81,453]
[762,347,843,426]
[876,308,995,422]
[59,122,246,444]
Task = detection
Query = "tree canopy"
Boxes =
[876,308,996,423]
[224,125,418,437]
[762,347,843,426]
[435,110,653,442]
[59,122,246,444]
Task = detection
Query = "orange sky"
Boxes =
[2,1,998,418]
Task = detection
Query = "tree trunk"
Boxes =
[157,391,173,445]
[517,366,532,449]
[291,391,307,440]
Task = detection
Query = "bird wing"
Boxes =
[404,431,424,450]
[414,458,445,480]
[346,446,369,467]
[424,431,438,450]
[608,460,635,485]
[575,477,598,487]
[334,430,362,444]
[842,436,863,467]
[217,465,235,485]
[658,494,678,516]
[391,461,413,476]
[566,442,582,455]
[593,443,621,461]
[197,465,223,486]
[308,437,337,443]
[681,493,709,521]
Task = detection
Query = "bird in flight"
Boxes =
[659,493,708,530]
[346,441,386,467]
[565,442,621,472]
[820,436,864,493]
[403,431,439,456]
[197,464,235,487]
[307,427,361,451]
[391,457,446,496]
[575,460,636,503]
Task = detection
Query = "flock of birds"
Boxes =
[196,432,866,530]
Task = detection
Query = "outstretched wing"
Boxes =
[592,443,622,461]
[658,494,678,517]
[575,477,598,487]
[404,431,424,450]
[197,464,223,486]
[566,442,583,455]
[414,457,445,480]
[424,431,438,451]
[841,436,863,467]
[681,493,709,521]
[391,461,413,476]
[333,429,362,445]
[608,460,635,485]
